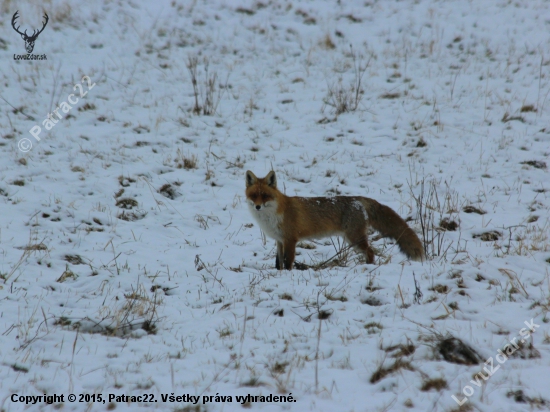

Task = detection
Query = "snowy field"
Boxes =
[1,0,550,410]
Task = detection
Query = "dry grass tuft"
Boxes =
[436,336,482,365]
[506,390,547,408]
[463,205,486,214]
[159,183,179,199]
[521,160,546,169]
[473,231,501,241]
[439,218,458,231]
[64,254,85,265]
[57,265,77,282]
[421,377,448,391]
[370,358,414,384]
[116,198,138,209]
[176,149,198,170]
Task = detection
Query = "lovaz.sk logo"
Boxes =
[12,10,48,60]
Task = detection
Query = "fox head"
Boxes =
[245,170,278,211]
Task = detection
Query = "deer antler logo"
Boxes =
[12,11,49,54]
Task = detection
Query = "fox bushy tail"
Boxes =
[361,198,424,262]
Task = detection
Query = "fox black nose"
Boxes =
[255,205,261,210]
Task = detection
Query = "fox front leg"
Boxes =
[282,239,297,270]
[275,241,284,270]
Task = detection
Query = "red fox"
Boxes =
[246,170,424,269]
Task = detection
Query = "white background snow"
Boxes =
[0,0,549,410]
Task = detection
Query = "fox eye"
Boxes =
[261,194,269,202]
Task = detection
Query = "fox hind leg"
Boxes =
[345,229,375,264]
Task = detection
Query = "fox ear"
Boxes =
[266,171,277,188]
[245,170,257,187]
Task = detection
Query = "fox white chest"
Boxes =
[248,203,283,241]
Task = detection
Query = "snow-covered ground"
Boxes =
[1,0,549,410]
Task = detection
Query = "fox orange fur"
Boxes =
[245,170,424,269]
